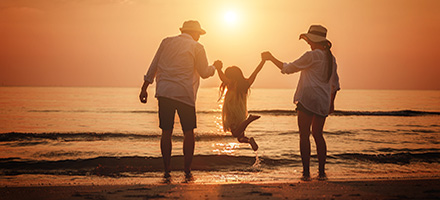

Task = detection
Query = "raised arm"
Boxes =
[262,51,283,70]
[214,60,230,85]
[247,59,265,86]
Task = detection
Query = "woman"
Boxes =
[262,25,340,180]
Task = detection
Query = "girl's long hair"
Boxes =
[218,66,250,101]
[320,40,334,82]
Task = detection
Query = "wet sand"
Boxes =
[1,179,439,200]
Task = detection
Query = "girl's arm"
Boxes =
[247,60,265,86]
[214,60,230,84]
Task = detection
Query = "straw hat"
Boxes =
[299,25,329,43]
[179,20,206,35]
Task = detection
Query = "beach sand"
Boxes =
[1,179,439,200]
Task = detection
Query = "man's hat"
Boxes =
[179,20,206,35]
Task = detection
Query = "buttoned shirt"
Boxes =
[281,49,340,116]
[144,33,215,107]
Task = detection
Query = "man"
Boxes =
[139,20,218,178]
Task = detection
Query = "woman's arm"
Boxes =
[247,60,265,86]
[262,51,283,70]
[329,91,337,114]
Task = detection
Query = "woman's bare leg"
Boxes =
[297,110,313,179]
[312,115,327,178]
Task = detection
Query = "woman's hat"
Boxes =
[299,25,329,43]
[179,20,206,35]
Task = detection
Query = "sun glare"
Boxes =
[224,10,238,26]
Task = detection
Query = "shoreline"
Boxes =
[1,178,439,200]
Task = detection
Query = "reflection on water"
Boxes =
[212,142,241,155]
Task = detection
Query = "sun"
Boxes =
[224,10,238,26]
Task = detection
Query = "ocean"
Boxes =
[0,87,439,185]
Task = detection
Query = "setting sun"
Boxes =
[224,10,238,26]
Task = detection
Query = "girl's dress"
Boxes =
[222,87,248,135]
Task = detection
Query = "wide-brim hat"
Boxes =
[299,25,329,43]
[179,20,206,35]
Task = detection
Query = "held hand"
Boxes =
[139,90,148,104]
[214,60,223,70]
[261,51,272,61]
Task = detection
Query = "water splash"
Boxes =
[252,151,261,168]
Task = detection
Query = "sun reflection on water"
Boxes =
[212,142,240,155]
[211,89,241,155]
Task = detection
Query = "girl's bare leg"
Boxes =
[237,136,250,143]
[231,115,261,138]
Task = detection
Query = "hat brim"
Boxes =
[299,33,328,43]
[180,28,206,35]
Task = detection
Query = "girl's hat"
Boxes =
[299,25,329,43]
[179,20,206,35]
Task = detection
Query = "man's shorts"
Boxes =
[158,97,197,131]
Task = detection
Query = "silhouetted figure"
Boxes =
[262,25,340,180]
[214,57,266,151]
[139,20,216,178]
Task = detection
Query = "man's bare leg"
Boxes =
[161,129,173,176]
[183,129,195,175]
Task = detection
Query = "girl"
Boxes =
[262,25,340,180]
[214,59,265,151]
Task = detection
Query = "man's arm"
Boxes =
[214,60,230,85]
[194,46,215,78]
[139,40,165,104]
[139,81,150,103]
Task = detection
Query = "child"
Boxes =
[214,58,265,151]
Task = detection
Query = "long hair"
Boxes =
[218,66,250,101]
[319,40,334,82]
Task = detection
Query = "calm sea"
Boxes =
[0,87,439,185]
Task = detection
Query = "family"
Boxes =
[139,20,340,181]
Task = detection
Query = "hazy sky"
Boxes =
[1,0,439,89]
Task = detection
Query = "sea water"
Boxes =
[0,87,439,185]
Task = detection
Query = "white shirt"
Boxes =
[144,33,215,107]
[282,49,340,116]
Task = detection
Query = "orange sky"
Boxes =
[1,0,439,89]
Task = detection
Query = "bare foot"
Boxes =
[249,137,259,151]
[248,114,261,122]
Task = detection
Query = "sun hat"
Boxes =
[179,20,206,35]
[299,25,329,43]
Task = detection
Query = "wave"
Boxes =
[28,109,440,116]
[0,155,284,176]
[331,152,440,164]
[0,132,230,143]
[251,109,440,116]
[1,152,438,176]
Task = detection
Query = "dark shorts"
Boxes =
[158,97,197,131]
[296,102,326,118]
